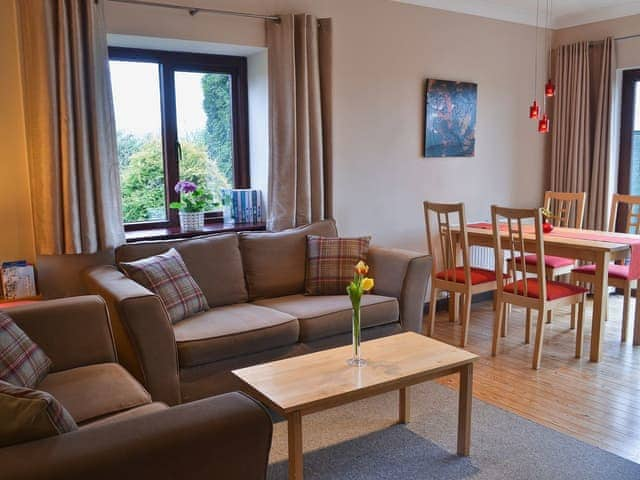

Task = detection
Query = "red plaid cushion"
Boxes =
[120,248,209,324]
[305,236,371,295]
[0,311,51,388]
[0,379,77,446]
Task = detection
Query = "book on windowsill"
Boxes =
[1,261,37,300]
[222,189,263,224]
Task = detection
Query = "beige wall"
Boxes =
[107,0,547,251]
[0,0,36,264]
[1,0,548,263]
[553,14,640,70]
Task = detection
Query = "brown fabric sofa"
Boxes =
[0,296,272,480]
[86,220,432,404]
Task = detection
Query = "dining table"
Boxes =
[451,224,640,362]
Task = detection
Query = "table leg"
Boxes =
[288,411,303,480]
[399,387,410,424]
[635,286,640,346]
[590,251,610,362]
[457,363,473,456]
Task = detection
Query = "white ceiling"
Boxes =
[392,0,640,29]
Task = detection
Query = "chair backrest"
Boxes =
[491,205,546,301]
[609,193,640,234]
[423,201,470,284]
[543,191,586,228]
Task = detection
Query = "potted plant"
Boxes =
[170,181,214,232]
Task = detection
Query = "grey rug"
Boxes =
[267,382,640,479]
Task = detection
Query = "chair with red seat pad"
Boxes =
[491,205,588,369]
[571,193,640,344]
[424,201,505,347]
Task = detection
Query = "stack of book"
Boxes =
[1,261,37,300]
[222,189,263,224]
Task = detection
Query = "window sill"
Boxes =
[125,222,266,242]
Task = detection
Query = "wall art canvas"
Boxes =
[424,79,477,157]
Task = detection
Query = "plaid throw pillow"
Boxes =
[120,248,209,324]
[0,311,51,388]
[305,236,371,295]
[0,379,77,447]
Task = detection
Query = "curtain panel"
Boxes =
[549,38,614,230]
[18,0,124,255]
[266,14,333,231]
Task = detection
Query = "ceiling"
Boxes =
[392,0,640,29]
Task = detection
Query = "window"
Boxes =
[109,48,249,230]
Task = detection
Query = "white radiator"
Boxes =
[469,246,496,270]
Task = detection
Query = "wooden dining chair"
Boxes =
[506,191,586,324]
[424,201,502,347]
[571,193,640,343]
[491,205,588,369]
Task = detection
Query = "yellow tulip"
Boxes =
[361,277,374,292]
[355,260,369,275]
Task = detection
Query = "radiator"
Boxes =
[469,246,495,270]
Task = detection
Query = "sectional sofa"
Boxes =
[86,220,432,404]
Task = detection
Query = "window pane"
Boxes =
[110,60,167,223]
[174,71,233,211]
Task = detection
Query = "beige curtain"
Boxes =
[18,0,124,255]
[266,14,333,231]
[550,38,614,230]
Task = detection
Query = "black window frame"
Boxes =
[109,47,250,231]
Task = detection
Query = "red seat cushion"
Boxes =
[572,263,634,280]
[523,255,575,269]
[436,267,498,285]
[504,279,588,300]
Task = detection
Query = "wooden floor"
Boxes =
[429,294,640,464]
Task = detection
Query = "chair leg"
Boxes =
[575,297,585,358]
[501,302,509,337]
[492,292,497,311]
[525,308,532,344]
[492,298,505,356]
[546,310,553,324]
[546,268,554,325]
[426,287,438,336]
[460,293,472,347]
[622,284,631,343]
[532,309,546,370]
[448,292,457,323]
[570,304,576,329]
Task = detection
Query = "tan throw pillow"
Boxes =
[305,236,371,295]
[0,380,77,447]
[120,248,209,324]
[0,310,51,388]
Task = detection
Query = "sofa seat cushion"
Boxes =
[38,363,152,424]
[173,304,299,367]
[253,294,399,342]
[82,402,168,429]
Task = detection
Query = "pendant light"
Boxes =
[528,0,541,120]
[537,0,553,134]
[544,0,555,97]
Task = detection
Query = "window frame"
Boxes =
[616,68,640,231]
[109,47,250,231]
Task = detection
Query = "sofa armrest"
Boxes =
[85,265,181,406]
[6,296,117,372]
[368,246,432,333]
[0,392,273,480]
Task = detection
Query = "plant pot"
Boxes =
[179,211,205,232]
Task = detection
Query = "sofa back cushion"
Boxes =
[239,220,338,300]
[116,233,248,307]
[0,379,77,447]
[0,311,51,388]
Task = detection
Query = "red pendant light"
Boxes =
[545,79,555,97]
[538,114,550,133]
[529,100,540,119]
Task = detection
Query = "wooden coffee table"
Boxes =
[232,332,478,480]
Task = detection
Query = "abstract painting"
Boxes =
[424,79,477,157]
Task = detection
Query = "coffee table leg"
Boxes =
[457,363,473,456]
[399,387,410,424]
[288,411,303,480]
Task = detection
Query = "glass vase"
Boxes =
[348,305,366,366]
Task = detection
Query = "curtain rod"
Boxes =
[589,33,640,45]
[107,0,281,22]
